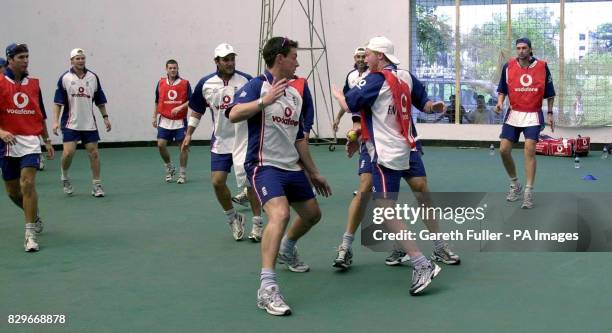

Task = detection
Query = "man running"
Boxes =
[334,36,455,294]
[53,48,111,197]
[182,43,262,241]
[229,36,331,316]
[495,37,555,209]
[1,43,55,251]
[153,59,192,183]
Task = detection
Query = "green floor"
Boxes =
[1,146,611,333]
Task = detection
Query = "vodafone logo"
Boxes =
[401,95,408,108]
[222,95,231,104]
[167,90,178,100]
[13,92,29,108]
[284,107,293,117]
[519,74,533,87]
[556,145,564,153]
[78,87,85,93]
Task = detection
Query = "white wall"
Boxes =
[2,0,409,143]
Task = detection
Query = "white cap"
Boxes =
[354,47,366,56]
[366,36,400,65]
[70,48,85,59]
[214,43,236,58]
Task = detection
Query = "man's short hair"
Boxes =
[5,43,28,59]
[262,37,298,68]
[166,59,178,67]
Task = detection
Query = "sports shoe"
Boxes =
[62,179,74,196]
[248,222,263,242]
[385,249,410,266]
[176,173,186,184]
[521,191,534,209]
[34,216,44,234]
[24,232,40,252]
[431,244,461,265]
[409,262,441,295]
[332,245,353,270]
[92,183,105,197]
[228,213,245,241]
[506,183,523,202]
[278,247,310,272]
[352,190,358,196]
[231,188,249,207]
[165,164,175,182]
[257,285,291,316]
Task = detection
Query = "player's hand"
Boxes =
[181,134,191,152]
[171,106,182,116]
[547,113,554,132]
[332,120,339,133]
[495,102,503,114]
[262,78,287,106]
[310,172,332,197]
[331,85,346,103]
[0,130,16,144]
[346,140,359,158]
[104,118,112,132]
[45,142,55,160]
[152,117,157,128]
[52,122,59,136]
[430,101,445,113]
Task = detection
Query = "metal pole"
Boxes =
[455,0,461,124]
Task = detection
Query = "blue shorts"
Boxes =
[372,151,427,194]
[157,126,186,143]
[62,129,100,144]
[0,154,40,181]
[246,165,315,205]
[211,152,233,173]
[500,123,543,143]
[358,143,372,175]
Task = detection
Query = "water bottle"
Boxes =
[602,147,609,160]
[574,156,580,169]
[489,144,495,156]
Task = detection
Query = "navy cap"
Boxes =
[515,37,532,48]
[5,43,28,58]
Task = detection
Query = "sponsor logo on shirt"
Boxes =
[272,107,299,126]
[164,89,181,105]
[216,95,233,110]
[514,74,538,92]
[71,86,92,98]
[13,92,29,108]
[6,93,35,115]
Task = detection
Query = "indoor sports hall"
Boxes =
[2,1,611,332]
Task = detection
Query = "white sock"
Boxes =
[61,170,69,181]
[510,177,519,187]
[25,223,36,236]
[280,235,297,254]
[225,208,237,222]
[92,179,101,185]
[179,166,186,174]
